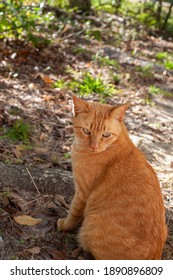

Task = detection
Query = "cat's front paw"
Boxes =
[57,217,76,231]
[57,218,67,231]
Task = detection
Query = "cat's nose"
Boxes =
[90,143,98,152]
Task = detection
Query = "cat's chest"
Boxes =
[72,154,100,175]
[71,151,103,188]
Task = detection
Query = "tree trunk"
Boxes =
[156,0,163,23]
[162,1,173,30]
[114,0,122,14]
[69,0,91,12]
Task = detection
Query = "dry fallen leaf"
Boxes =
[71,247,81,258]
[40,74,54,85]
[2,196,9,207]
[25,246,41,255]
[78,256,85,260]
[46,248,68,260]
[61,24,71,35]
[14,215,42,226]
[43,95,56,101]
[47,201,57,209]
[10,191,29,210]
[85,61,93,67]
[12,147,22,159]
[54,194,70,209]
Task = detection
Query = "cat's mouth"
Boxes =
[90,147,106,153]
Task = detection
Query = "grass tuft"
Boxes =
[69,72,115,97]
[6,119,31,144]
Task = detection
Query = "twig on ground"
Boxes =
[26,167,40,196]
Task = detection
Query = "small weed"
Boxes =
[113,74,120,85]
[155,52,173,70]
[145,96,155,106]
[85,29,102,40]
[73,46,85,54]
[1,191,11,198]
[65,66,78,76]
[101,56,119,68]
[64,152,71,159]
[9,106,21,115]
[69,73,114,98]
[94,55,119,68]
[164,61,173,70]
[149,85,161,95]
[6,119,31,144]
[161,90,173,98]
[64,238,69,244]
[131,49,137,57]
[78,73,106,95]
[156,52,169,61]
[53,79,68,89]
[137,11,157,27]
[149,85,173,98]
[10,255,18,260]
[4,159,12,164]
[18,239,25,245]
[136,64,152,78]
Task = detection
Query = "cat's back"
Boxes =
[78,145,167,260]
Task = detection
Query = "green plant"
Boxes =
[6,119,31,144]
[137,11,157,27]
[64,152,71,159]
[131,49,137,56]
[10,255,18,260]
[85,29,102,40]
[119,0,173,35]
[155,52,173,70]
[136,64,152,78]
[93,0,117,13]
[69,73,115,97]
[53,79,68,89]
[113,74,120,84]
[149,85,173,98]
[94,55,119,68]
[1,191,11,199]
[156,52,169,60]
[164,60,173,70]
[18,238,25,245]
[0,0,54,45]
[145,96,155,106]
[149,85,161,95]
[73,46,86,54]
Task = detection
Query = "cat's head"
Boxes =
[72,95,129,153]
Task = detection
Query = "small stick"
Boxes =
[50,142,59,160]
[22,197,41,206]
[22,194,51,206]
[26,167,40,196]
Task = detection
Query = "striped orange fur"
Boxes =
[58,95,167,260]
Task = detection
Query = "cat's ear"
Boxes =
[72,95,90,116]
[110,104,129,122]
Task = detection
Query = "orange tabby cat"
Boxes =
[58,95,167,260]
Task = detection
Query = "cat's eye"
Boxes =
[102,132,111,138]
[83,128,91,135]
